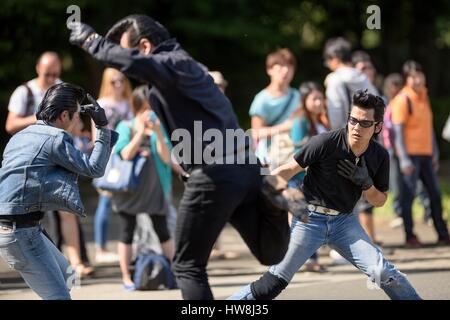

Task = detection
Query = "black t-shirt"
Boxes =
[294,128,389,213]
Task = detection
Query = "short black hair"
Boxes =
[106,14,170,47]
[351,50,371,66]
[323,37,352,63]
[36,83,85,123]
[351,89,385,122]
[402,60,423,82]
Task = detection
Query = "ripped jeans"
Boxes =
[229,211,421,300]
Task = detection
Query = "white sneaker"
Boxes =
[389,217,403,229]
[329,249,350,265]
[95,252,120,264]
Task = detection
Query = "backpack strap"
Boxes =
[22,82,35,115]
[405,95,412,115]
[343,82,353,114]
[268,91,295,126]
[398,94,413,115]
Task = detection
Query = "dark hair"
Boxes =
[131,85,150,115]
[266,48,297,70]
[323,37,352,63]
[106,14,170,47]
[351,50,371,66]
[351,89,385,123]
[36,83,85,123]
[299,81,329,136]
[402,60,423,82]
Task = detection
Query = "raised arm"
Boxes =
[51,128,118,178]
[69,22,173,87]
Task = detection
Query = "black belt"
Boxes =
[0,212,44,230]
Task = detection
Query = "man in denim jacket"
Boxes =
[0,83,118,299]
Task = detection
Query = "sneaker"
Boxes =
[95,251,120,264]
[389,217,403,229]
[329,249,350,265]
[436,237,450,246]
[405,236,423,248]
[123,283,136,292]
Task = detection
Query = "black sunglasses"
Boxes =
[348,116,378,128]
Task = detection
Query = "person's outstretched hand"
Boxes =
[80,94,108,128]
[69,22,96,47]
[337,157,373,190]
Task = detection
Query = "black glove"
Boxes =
[80,93,108,127]
[337,157,373,190]
[261,176,309,223]
[69,22,96,47]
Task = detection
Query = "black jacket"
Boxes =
[85,37,247,170]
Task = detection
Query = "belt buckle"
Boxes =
[0,221,16,233]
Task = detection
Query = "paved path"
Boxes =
[1,217,449,300]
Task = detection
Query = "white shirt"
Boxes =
[8,78,62,116]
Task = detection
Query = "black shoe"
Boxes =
[436,237,450,246]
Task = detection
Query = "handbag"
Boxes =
[267,132,295,170]
[265,92,296,169]
[92,153,147,193]
[93,121,147,193]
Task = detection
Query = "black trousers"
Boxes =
[171,163,290,300]
[118,212,170,245]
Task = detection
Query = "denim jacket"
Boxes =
[0,121,119,217]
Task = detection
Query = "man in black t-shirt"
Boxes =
[229,90,421,300]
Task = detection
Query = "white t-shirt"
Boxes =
[8,78,62,116]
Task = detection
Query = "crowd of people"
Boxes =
[0,14,449,300]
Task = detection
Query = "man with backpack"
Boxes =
[323,37,377,130]
[391,60,450,247]
[6,52,62,135]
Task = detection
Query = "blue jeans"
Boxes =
[0,225,73,300]
[389,151,432,220]
[94,193,113,248]
[400,156,449,240]
[288,174,317,262]
[228,212,421,300]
